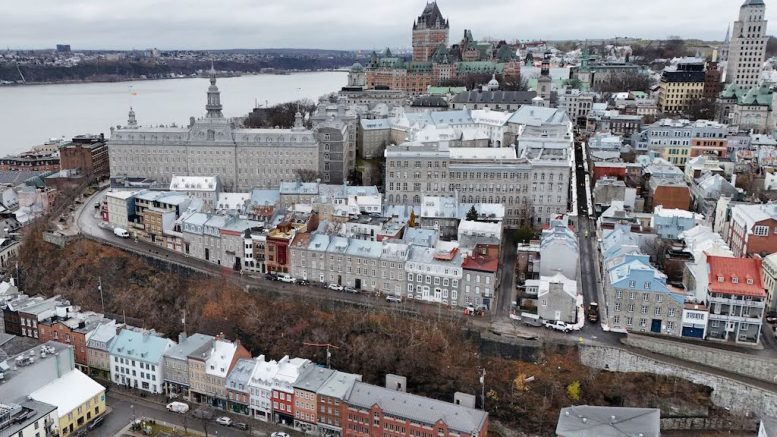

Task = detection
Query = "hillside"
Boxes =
[17,227,723,435]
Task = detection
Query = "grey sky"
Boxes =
[0,0,772,51]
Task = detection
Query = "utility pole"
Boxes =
[303,342,340,369]
[98,277,105,314]
[479,368,486,411]
[182,309,187,337]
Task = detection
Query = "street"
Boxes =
[94,391,298,437]
[496,232,518,315]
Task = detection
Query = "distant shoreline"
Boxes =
[0,69,348,88]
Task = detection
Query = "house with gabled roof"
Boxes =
[706,256,766,344]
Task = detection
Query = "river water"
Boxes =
[0,71,347,155]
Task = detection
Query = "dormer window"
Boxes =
[747,278,754,285]
[717,275,724,283]
[732,276,738,284]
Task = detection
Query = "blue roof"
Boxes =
[344,239,383,258]
[164,333,214,361]
[360,119,391,130]
[109,329,174,364]
[226,358,257,394]
[430,110,473,126]
[250,189,280,206]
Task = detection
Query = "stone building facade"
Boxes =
[109,70,319,192]
[726,0,768,87]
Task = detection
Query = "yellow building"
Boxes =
[29,369,106,436]
[658,60,706,114]
[660,146,691,166]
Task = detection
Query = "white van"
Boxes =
[166,401,189,413]
[113,228,130,238]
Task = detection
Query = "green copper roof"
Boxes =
[427,86,467,95]
[721,83,773,108]
[408,62,433,73]
[456,62,503,74]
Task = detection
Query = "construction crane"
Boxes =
[302,342,340,369]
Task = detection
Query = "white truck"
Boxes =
[113,228,130,238]
[544,320,571,333]
[166,401,189,413]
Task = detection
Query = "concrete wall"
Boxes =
[579,345,777,417]
[623,334,777,385]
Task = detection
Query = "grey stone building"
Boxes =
[315,122,350,184]
[358,119,391,159]
[385,106,573,229]
[536,274,577,323]
[162,332,214,399]
[288,233,409,295]
[109,69,319,191]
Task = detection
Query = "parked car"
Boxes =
[277,275,296,284]
[344,287,360,294]
[264,273,277,281]
[87,416,105,430]
[385,295,402,303]
[521,317,544,327]
[113,227,130,238]
[766,311,777,324]
[234,423,249,431]
[296,279,310,286]
[327,284,344,292]
[215,416,233,426]
[166,401,190,414]
[271,433,290,437]
[587,302,600,323]
[544,320,571,333]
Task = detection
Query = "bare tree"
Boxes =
[294,169,320,182]
[593,71,654,94]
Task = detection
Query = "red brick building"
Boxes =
[344,382,489,437]
[726,204,777,257]
[59,134,110,183]
[412,2,449,62]
[689,138,728,158]
[0,153,59,172]
[592,163,627,182]
[649,180,690,211]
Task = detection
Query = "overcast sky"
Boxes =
[1,0,773,51]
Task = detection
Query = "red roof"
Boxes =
[462,252,498,273]
[707,256,765,297]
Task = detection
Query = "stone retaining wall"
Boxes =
[623,334,777,385]
[580,345,777,417]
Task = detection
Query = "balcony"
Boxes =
[708,296,765,308]
[708,312,763,323]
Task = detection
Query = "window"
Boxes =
[615,290,622,299]
[615,303,621,311]
[668,308,675,317]
[641,306,648,314]
[754,225,769,236]
[654,307,662,316]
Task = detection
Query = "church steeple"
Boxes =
[127,106,137,128]
[292,111,305,131]
[205,61,223,118]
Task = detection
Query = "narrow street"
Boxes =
[496,232,518,315]
[95,391,299,437]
